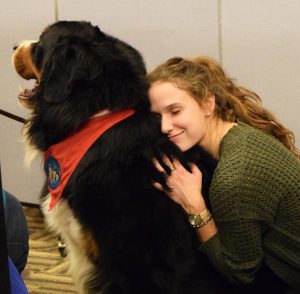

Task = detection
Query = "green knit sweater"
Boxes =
[202,121,300,289]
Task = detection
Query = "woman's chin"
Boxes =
[174,141,193,152]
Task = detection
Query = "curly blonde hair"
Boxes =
[147,56,300,159]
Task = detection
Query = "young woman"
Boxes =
[148,56,300,292]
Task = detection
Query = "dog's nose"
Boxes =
[13,44,19,51]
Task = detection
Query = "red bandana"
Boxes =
[44,109,135,210]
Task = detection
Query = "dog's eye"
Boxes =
[32,42,44,70]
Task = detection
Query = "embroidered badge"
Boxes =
[45,156,61,190]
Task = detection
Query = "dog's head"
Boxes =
[13,21,149,149]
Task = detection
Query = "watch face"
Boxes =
[188,214,202,226]
[188,210,211,228]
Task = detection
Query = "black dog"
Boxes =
[13,21,217,294]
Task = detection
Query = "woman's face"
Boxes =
[149,81,213,152]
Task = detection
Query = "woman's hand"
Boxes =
[153,157,207,213]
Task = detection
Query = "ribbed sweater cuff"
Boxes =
[200,233,222,257]
[200,234,231,281]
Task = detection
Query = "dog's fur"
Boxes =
[13,21,217,294]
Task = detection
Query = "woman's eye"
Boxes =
[171,109,181,115]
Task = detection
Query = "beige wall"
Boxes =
[1,0,299,203]
[1,0,56,203]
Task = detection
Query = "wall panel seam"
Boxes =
[217,0,223,65]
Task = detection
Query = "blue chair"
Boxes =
[0,165,29,294]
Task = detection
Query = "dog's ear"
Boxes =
[42,38,93,103]
[94,25,106,40]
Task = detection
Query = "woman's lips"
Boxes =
[168,131,184,141]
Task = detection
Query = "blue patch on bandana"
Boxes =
[45,156,61,190]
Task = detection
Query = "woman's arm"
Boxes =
[153,158,264,285]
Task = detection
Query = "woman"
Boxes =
[147,56,300,292]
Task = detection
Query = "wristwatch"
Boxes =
[187,209,212,229]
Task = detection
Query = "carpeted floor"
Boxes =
[22,206,77,293]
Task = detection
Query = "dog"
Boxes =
[13,21,217,294]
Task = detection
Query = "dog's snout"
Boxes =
[13,40,38,52]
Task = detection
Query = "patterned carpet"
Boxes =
[22,206,77,294]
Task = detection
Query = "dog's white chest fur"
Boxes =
[41,195,99,294]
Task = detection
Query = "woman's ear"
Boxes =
[203,94,216,116]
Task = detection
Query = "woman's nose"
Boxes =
[161,116,173,134]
